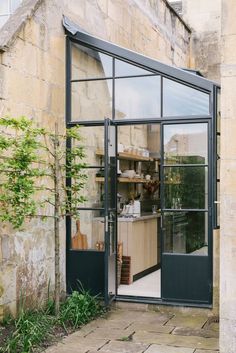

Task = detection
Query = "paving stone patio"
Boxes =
[44,308,219,353]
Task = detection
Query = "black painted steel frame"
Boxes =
[65,26,220,307]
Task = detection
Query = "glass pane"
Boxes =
[71,43,112,80]
[0,1,9,13]
[115,76,161,119]
[71,210,104,250]
[10,0,22,12]
[163,211,208,255]
[76,168,104,209]
[71,80,112,121]
[163,78,209,116]
[164,123,208,164]
[164,166,208,209]
[115,59,153,77]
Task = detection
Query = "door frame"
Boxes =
[160,119,213,304]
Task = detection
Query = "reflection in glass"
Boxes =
[115,59,153,77]
[164,167,208,209]
[164,123,208,164]
[77,168,104,209]
[115,76,161,119]
[71,210,104,250]
[71,43,113,80]
[163,78,209,116]
[163,212,208,255]
[71,80,112,121]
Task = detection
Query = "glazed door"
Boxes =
[160,122,212,304]
[66,120,117,305]
[104,118,117,305]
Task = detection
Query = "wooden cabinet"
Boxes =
[119,217,159,282]
[93,215,159,283]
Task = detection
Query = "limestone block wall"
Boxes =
[220,1,236,351]
[0,0,191,316]
[182,0,221,81]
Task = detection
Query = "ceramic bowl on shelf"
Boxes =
[121,170,136,179]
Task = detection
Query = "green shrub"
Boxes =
[59,290,104,331]
[1,309,54,353]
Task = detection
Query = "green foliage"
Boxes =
[59,290,104,331]
[0,117,45,228]
[0,117,87,228]
[0,309,54,353]
[0,290,104,353]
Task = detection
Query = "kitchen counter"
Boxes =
[94,213,160,222]
[118,213,160,222]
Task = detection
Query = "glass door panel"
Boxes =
[161,122,211,304]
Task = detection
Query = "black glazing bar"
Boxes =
[81,166,104,169]
[163,209,208,212]
[77,207,105,211]
[160,76,163,118]
[163,164,209,167]
[66,37,72,125]
[70,73,157,83]
[67,116,212,127]
[71,77,113,82]
[112,57,115,120]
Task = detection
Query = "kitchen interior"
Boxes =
[93,123,162,298]
[71,123,162,298]
[115,124,161,298]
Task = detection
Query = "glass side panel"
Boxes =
[164,166,208,209]
[115,58,153,77]
[163,78,210,116]
[71,80,112,121]
[71,43,113,80]
[75,125,105,165]
[71,210,104,250]
[115,76,161,119]
[163,211,208,255]
[164,123,208,164]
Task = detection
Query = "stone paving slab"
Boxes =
[194,350,219,353]
[165,314,208,329]
[172,326,219,338]
[85,327,134,340]
[96,340,149,352]
[128,322,174,334]
[44,308,219,353]
[144,345,195,353]
[45,338,108,353]
[133,331,219,350]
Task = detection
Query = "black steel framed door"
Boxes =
[104,118,117,305]
[160,121,212,304]
[66,120,117,305]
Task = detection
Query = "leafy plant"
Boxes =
[59,290,104,331]
[0,290,104,353]
[0,309,54,353]
[0,117,88,314]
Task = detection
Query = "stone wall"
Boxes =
[0,0,191,316]
[182,0,221,82]
[220,1,236,351]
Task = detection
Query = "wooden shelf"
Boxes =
[96,149,155,162]
[95,177,148,183]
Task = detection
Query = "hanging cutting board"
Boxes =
[71,220,88,250]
